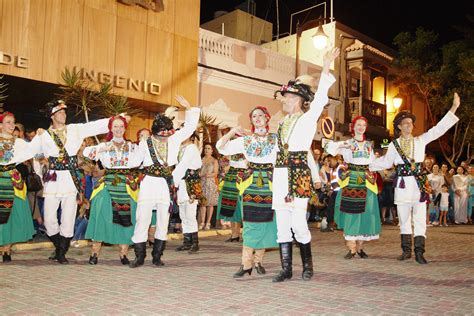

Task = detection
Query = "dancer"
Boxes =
[0,112,38,262]
[173,132,203,253]
[217,106,278,278]
[325,116,381,259]
[370,93,460,264]
[129,95,200,268]
[216,151,247,242]
[271,48,339,282]
[83,115,141,265]
[35,100,114,264]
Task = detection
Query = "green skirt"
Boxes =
[0,196,35,246]
[217,167,243,223]
[334,188,381,241]
[85,186,137,245]
[241,168,277,249]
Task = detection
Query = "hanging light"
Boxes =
[312,20,328,50]
[393,93,403,109]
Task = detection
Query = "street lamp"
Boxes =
[295,17,328,77]
[393,93,403,109]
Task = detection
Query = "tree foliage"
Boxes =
[391,26,474,165]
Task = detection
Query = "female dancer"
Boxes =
[217,106,278,278]
[216,151,247,242]
[173,132,203,253]
[199,143,219,230]
[83,115,141,265]
[325,116,381,259]
[0,112,38,262]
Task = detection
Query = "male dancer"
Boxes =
[272,48,339,282]
[36,100,118,264]
[370,93,460,264]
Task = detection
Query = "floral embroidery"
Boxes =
[350,139,371,159]
[108,141,130,167]
[87,147,98,160]
[0,138,15,164]
[279,113,303,144]
[243,133,277,158]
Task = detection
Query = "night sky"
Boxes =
[200,0,473,48]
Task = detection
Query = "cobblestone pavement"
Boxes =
[1,224,473,315]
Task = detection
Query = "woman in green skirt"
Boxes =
[325,116,381,259]
[217,106,278,277]
[83,115,141,265]
[0,112,37,262]
[216,152,247,242]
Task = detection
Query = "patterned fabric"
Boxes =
[218,167,242,218]
[241,164,273,223]
[46,130,82,193]
[201,158,219,206]
[349,140,371,159]
[276,150,313,200]
[0,137,15,164]
[340,165,369,214]
[243,134,277,158]
[95,173,133,227]
[0,169,24,224]
[107,142,131,167]
[230,153,245,161]
[184,169,203,203]
[393,140,430,202]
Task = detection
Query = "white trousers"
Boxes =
[275,207,311,244]
[132,202,170,243]
[397,203,427,237]
[179,201,198,233]
[44,195,77,238]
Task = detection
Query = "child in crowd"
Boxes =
[438,184,450,227]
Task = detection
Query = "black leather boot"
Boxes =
[152,239,166,266]
[272,242,293,283]
[129,242,147,268]
[89,254,98,265]
[299,242,314,281]
[414,236,428,264]
[398,234,412,261]
[176,233,192,251]
[2,252,12,262]
[188,232,199,253]
[57,236,71,264]
[48,233,61,261]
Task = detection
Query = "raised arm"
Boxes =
[216,136,245,156]
[421,94,460,145]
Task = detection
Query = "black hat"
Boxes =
[393,111,416,134]
[274,79,315,103]
[46,99,67,116]
[151,113,175,137]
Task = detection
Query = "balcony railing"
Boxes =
[347,97,387,128]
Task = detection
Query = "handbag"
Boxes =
[26,170,43,192]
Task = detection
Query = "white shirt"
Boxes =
[173,143,202,204]
[440,192,450,208]
[83,141,142,169]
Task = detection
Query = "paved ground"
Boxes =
[1,224,473,315]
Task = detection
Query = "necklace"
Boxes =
[50,126,67,144]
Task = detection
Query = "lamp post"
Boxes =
[295,17,328,77]
[393,93,403,109]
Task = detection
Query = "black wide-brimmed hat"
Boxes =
[45,99,67,116]
[274,78,315,103]
[393,110,416,133]
[151,113,175,137]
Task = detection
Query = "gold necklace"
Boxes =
[152,136,168,166]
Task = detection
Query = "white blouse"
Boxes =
[83,141,142,169]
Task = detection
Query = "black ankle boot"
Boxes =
[357,249,369,259]
[225,236,240,242]
[188,232,199,253]
[344,251,356,259]
[2,253,12,263]
[152,239,166,266]
[398,234,412,261]
[120,255,130,265]
[299,242,314,281]
[272,242,293,283]
[176,233,192,251]
[129,242,147,268]
[48,233,61,261]
[255,263,266,275]
[89,254,98,265]
[233,265,252,278]
[57,236,71,264]
[414,236,428,264]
